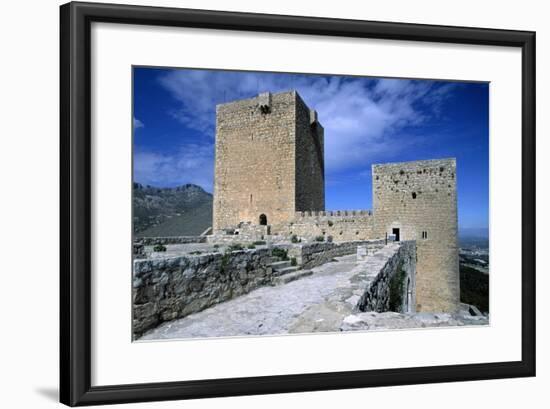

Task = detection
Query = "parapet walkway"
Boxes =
[140,254,363,340]
[139,243,488,341]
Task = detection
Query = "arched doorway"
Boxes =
[259,214,267,225]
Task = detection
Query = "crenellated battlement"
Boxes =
[294,210,372,219]
[275,209,375,242]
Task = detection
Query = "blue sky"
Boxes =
[133,67,489,230]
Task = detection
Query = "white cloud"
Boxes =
[156,69,457,180]
[134,143,214,191]
[133,117,144,129]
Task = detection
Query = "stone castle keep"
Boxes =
[213,91,325,230]
[213,90,460,312]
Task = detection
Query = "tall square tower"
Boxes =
[213,91,324,231]
[372,158,460,312]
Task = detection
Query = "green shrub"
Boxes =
[315,235,325,242]
[227,243,244,252]
[327,220,334,227]
[189,250,202,255]
[153,244,167,252]
[290,257,297,266]
[460,264,489,313]
[290,234,299,243]
[247,244,256,249]
[389,265,407,312]
[220,252,231,273]
[327,235,333,243]
[271,247,288,260]
[213,244,220,248]
[253,240,266,245]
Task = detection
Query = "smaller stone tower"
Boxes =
[372,158,460,312]
[213,90,325,231]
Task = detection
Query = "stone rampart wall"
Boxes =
[133,239,413,339]
[133,248,273,338]
[275,210,375,241]
[288,239,385,269]
[136,236,207,246]
[208,223,270,244]
[356,241,416,313]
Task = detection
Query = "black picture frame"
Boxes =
[60,1,536,406]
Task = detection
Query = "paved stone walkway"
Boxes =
[140,255,362,340]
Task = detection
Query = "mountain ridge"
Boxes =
[133,182,213,237]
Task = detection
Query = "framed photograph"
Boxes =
[60,1,536,406]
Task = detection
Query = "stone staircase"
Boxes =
[270,258,313,285]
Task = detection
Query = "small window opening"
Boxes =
[412,192,417,199]
[421,231,428,239]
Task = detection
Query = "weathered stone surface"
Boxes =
[133,239,387,338]
[355,241,416,314]
[213,91,324,231]
[133,242,145,258]
[282,210,374,242]
[341,311,488,331]
[287,239,385,269]
[207,223,270,244]
[139,255,361,340]
[356,245,368,262]
[372,158,459,313]
[136,236,206,246]
[133,247,275,338]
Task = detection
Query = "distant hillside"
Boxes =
[459,227,489,239]
[133,183,213,237]
[459,227,489,249]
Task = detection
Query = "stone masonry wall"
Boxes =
[372,158,459,312]
[213,91,296,230]
[136,236,206,246]
[288,239,385,269]
[133,248,273,338]
[213,90,324,231]
[295,93,325,212]
[208,223,270,244]
[277,210,374,241]
[356,241,416,313]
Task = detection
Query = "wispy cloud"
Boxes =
[157,70,457,176]
[135,69,457,189]
[133,143,214,192]
[133,117,144,129]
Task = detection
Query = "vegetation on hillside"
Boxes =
[460,264,489,313]
[133,183,213,237]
